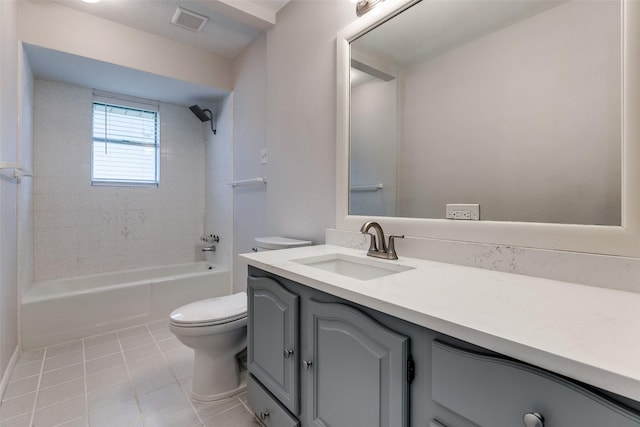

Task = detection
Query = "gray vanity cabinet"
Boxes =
[248,276,300,415]
[304,300,409,427]
[247,269,411,427]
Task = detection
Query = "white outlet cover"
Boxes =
[260,148,268,164]
[446,203,480,220]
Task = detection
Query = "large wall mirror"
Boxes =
[336,0,640,257]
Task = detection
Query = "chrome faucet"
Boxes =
[360,221,404,260]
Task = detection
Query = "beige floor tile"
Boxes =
[139,383,199,427]
[124,343,161,364]
[84,341,121,361]
[164,347,194,380]
[86,365,129,393]
[36,379,84,409]
[43,350,83,373]
[0,413,32,427]
[147,320,169,332]
[88,382,141,427]
[150,328,174,342]
[56,416,88,427]
[117,326,148,340]
[83,332,118,349]
[46,341,83,358]
[15,349,44,366]
[119,333,154,351]
[0,392,36,420]
[192,397,242,422]
[156,337,184,353]
[32,395,85,427]
[40,364,84,389]
[3,376,39,400]
[202,403,261,427]
[10,361,41,382]
[85,352,124,376]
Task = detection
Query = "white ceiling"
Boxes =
[25,0,289,106]
[48,0,289,59]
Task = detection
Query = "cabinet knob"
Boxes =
[260,411,270,421]
[284,349,294,358]
[523,412,544,427]
[303,360,313,370]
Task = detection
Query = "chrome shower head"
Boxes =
[189,105,216,134]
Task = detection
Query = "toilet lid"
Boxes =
[170,292,247,326]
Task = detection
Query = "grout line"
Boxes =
[82,337,89,427]
[146,322,203,424]
[52,415,86,427]
[121,324,148,427]
[28,346,47,426]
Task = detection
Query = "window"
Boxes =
[92,95,159,186]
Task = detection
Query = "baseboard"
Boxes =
[0,346,20,401]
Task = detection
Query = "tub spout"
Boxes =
[202,246,216,252]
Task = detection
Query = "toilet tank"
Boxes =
[255,237,312,251]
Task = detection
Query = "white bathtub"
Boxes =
[21,262,231,349]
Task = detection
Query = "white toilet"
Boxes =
[169,236,311,402]
[169,292,248,402]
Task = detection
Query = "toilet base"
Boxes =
[191,372,247,402]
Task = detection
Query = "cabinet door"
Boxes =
[248,276,299,414]
[304,300,409,427]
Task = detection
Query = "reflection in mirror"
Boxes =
[349,0,621,225]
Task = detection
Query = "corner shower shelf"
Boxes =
[0,161,32,179]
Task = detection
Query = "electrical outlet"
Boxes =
[446,204,480,220]
[260,148,268,164]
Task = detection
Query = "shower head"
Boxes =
[189,104,217,135]
[189,105,212,122]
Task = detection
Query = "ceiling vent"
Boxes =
[171,7,208,32]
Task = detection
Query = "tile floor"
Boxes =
[0,321,262,427]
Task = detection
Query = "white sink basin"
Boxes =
[292,253,414,281]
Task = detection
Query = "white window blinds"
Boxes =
[92,96,159,186]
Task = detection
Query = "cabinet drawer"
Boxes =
[432,340,640,427]
[248,375,299,427]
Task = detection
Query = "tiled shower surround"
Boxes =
[0,321,259,427]
[33,80,206,281]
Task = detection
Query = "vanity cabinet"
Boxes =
[246,267,640,427]
[431,340,640,427]
[247,270,410,427]
[247,276,299,414]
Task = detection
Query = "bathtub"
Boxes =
[21,262,231,349]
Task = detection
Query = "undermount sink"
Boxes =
[292,253,414,281]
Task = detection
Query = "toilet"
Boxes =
[169,236,311,402]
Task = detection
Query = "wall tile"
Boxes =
[33,80,206,279]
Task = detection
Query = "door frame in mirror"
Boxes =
[336,0,640,257]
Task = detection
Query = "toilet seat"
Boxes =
[170,292,247,327]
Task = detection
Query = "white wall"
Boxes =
[232,34,268,294]
[33,80,206,281]
[350,78,397,216]
[264,0,355,243]
[398,1,621,225]
[204,94,234,274]
[17,48,34,298]
[0,0,20,386]
[18,1,231,92]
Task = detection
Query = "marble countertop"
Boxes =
[241,244,640,401]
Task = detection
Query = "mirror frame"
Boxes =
[336,0,640,257]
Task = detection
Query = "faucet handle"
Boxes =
[386,235,404,260]
[363,232,379,252]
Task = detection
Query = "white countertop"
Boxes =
[241,244,640,401]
